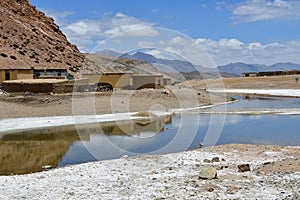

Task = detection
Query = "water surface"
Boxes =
[1,96,299,175]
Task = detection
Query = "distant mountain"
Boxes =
[218,62,300,76]
[98,50,300,77]
[98,50,199,72]
[122,51,198,72]
[96,50,123,58]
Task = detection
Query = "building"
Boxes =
[34,69,68,79]
[0,68,34,82]
[83,73,169,90]
[243,70,300,77]
[132,74,164,89]
[82,72,133,90]
[0,67,68,83]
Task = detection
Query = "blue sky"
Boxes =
[31,0,300,65]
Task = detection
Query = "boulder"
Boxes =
[238,164,250,172]
[199,167,217,180]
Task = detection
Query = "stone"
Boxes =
[203,159,211,163]
[211,157,220,162]
[42,165,52,170]
[199,142,204,147]
[238,164,251,172]
[199,167,217,180]
[162,89,170,94]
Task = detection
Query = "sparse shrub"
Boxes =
[55,46,65,52]
[18,51,25,55]
[0,53,8,58]
[2,36,8,39]
[10,55,17,60]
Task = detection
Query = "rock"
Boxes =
[162,89,170,94]
[24,91,36,96]
[42,165,52,170]
[0,89,9,96]
[238,164,251,172]
[203,159,211,163]
[121,155,128,159]
[199,142,204,147]
[208,188,214,192]
[199,167,217,180]
[211,157,220,162]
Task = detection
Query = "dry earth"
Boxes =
[0,87,226,118]
[180,75,300,89]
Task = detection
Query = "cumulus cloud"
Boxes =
[144,36,300,66]
[40,9,74,27]
[232,0,300,22]
[62,12,158,51]
[195,38,300,65]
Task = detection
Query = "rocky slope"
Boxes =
[0,0,84,71]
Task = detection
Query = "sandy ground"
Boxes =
[180,75,300,89]
[2,75,299,119]
[0,144,299,199]
[0,87,226,119]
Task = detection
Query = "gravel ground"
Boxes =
[0,144,299,199]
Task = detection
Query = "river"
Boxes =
[0,95,300,175]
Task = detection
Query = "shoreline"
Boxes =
[0,143,299,199]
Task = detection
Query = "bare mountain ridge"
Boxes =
[0,0,84,71]
[99,50,300,78]
[218,62,300,76]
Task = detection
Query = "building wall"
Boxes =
[0,69,33,82]
[132,75,164,89]
[163,78,171,86]
[82,74,132,89]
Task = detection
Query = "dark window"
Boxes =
[5,72,10,80]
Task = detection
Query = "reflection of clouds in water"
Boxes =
[82,133,159,160]
[248,115,262,120]
[197,115,243,126]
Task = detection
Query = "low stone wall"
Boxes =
[2,79,95,94]
[2,82,54,93]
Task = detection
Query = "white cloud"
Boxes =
[195,38,300,65]
[137,40,156,48]
[62,12,158,52]
[232,0,300,22]
[159,36,189,46]
[40,9,74,27]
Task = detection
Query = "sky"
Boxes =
[30,0,300,66]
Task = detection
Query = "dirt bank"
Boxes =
[0,87,227,118]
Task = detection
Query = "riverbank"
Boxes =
[0,144,299,199]
[0,87,227,119]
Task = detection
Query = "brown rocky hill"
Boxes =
[0,0,84,71]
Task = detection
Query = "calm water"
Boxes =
[1,96,300,175]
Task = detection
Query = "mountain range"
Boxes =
[97,50,300,76]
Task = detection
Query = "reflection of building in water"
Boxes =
[101,115,172,136]
[0,126,84,176]
[0,115,172,175]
